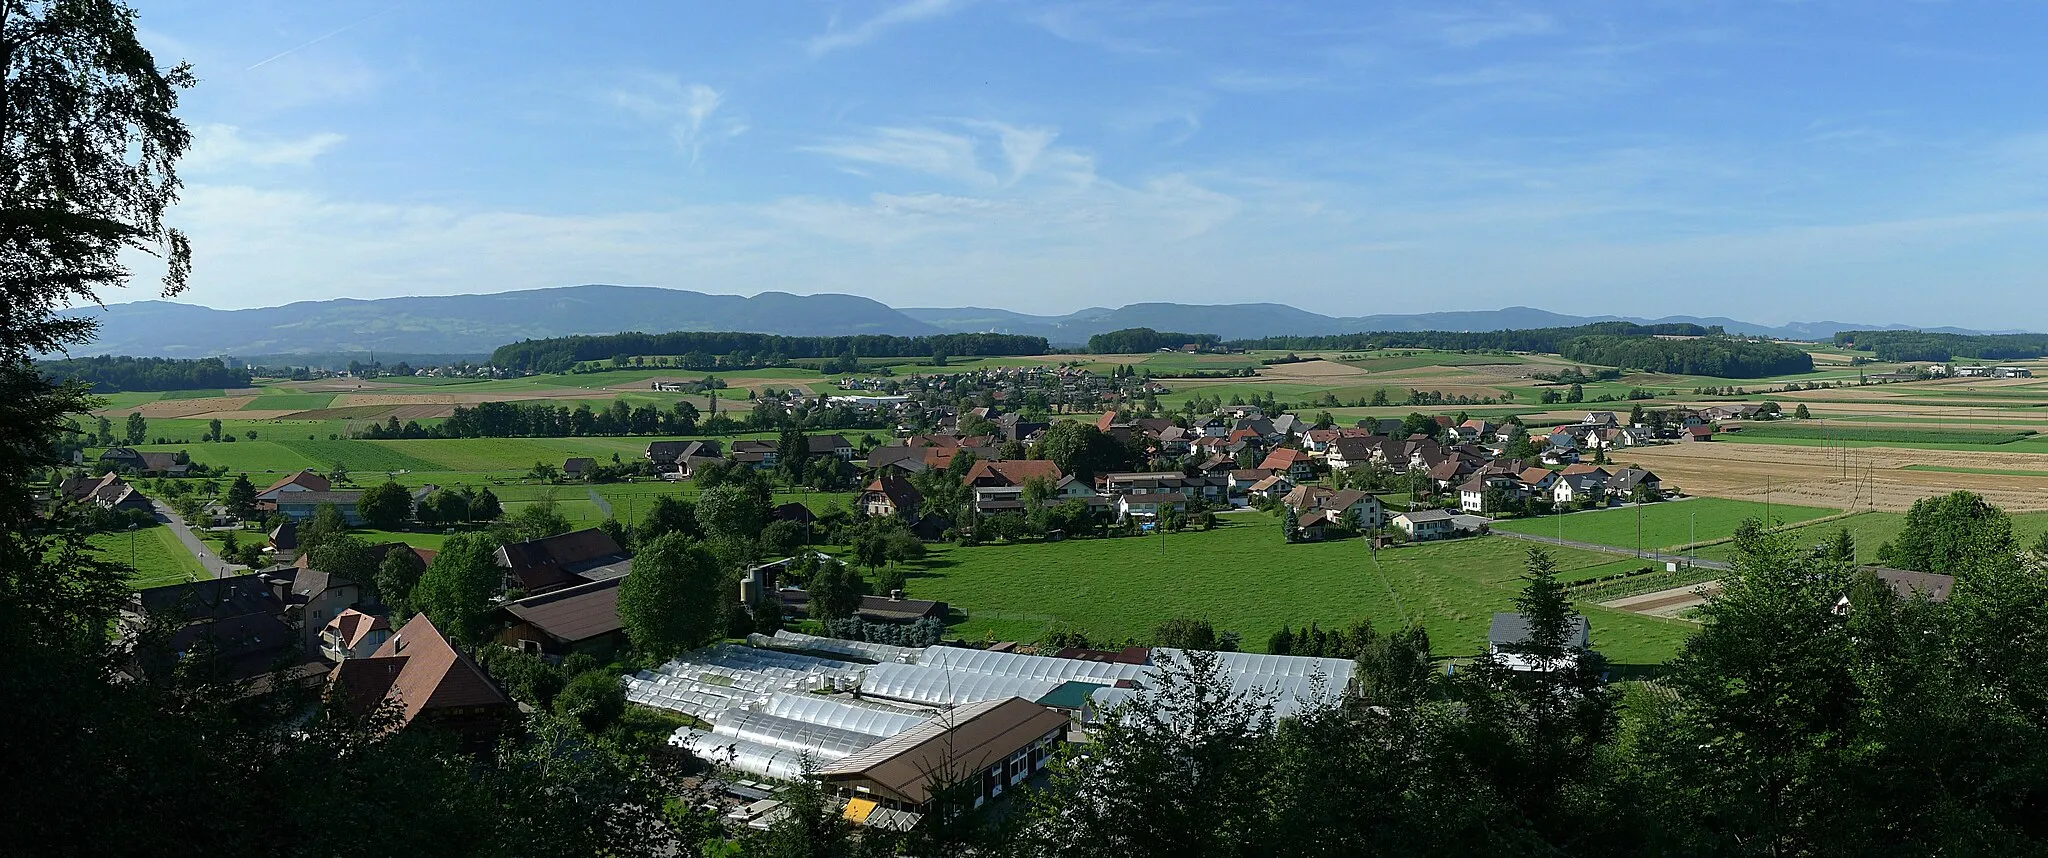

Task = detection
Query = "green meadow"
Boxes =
[881,521,1693,665]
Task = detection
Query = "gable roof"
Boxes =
[500,575,627,643]
[336,613,510,727]
[1259,448,1312,470]
[1488,612,1590,650]
[323,608,390,650]
[495,528,630,593]
[261,470,331,496]
[815,697,1069,805]
[562,457,596,473]
[863,472,924,514]
[1396,508,1455,524]
[963,459,1062,487]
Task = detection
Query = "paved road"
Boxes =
[1489,528,1730,571]
[152,500,246,579]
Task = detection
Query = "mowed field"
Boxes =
[1491,498,1840,551]
[92,526,205,589]
[894,519,1693,665]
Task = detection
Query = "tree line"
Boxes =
[38,355,250,392]
[1225,321,1718,353]
[1834,329,2048,362]
[490,331,1050,373]
[1557,334,1814,377]
[1084,327,1224,354]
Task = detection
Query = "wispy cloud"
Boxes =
[183,124,345,171]
[607,76,745,162]
[1421,9,1561,48]
[802,121,1089,187]
[807,0,968,56]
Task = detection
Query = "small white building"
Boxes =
[1392,508,1456,541]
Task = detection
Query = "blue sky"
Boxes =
[119,1,2048,328]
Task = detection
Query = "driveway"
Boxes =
[152,499,247,579]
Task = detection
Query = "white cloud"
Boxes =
[607,77,744,162]
[183,124,345,171]
[807,0,968,56]
[802,121,1092,188]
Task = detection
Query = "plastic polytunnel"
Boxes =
[671,728,814,781]
[859,661,1069,708]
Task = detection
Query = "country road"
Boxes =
[1488,528,1731,572]
[153,500,247,579]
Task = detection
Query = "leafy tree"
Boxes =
[1565,383,1585,403]
[554,670,626,734]
[301,503,351,556]
[638,494,700,542]
[760,519,805,556]
[411,533,504,643]
[776,423,808,486]
[356,480,412,530]
[328,461,349,485]
[1016,649,1277,856]
[224,474,258,521]
[124,411,147,445]
[306,535,379,592]
[1153,617,1227,651]
[1794,403,1812,419]
[695,483,768,543]
[595,515,631,552]
[1033,421,1130,480]
[806,556,864,623]
[1888,490,2014,577]
[207,417,222,441]
[616,532,725,660]
[375,543,427,617]
[471,487,503,521]
[507,489,572,541]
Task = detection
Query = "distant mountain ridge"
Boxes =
[54,284,2010,358]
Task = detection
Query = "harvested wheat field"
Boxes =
[1622,443,2048,512]
[1258,360,1372,380]
[121,396,257,418]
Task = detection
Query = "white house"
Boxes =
[1488,612,1590,672]
[1392,508,1456,541]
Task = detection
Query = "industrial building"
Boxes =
[626,630,1357,815]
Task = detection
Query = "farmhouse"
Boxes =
[63,472,153,513]
[646,440,720,471]
[1259,447,1316,481]
[1282,486,1385,531]
[99,447,188,476]
[497,575,629,657]
[862,472,924,519]
[562,457,596,478]
[1488,612,1591,672]
[320,608,392,662]
[804,434,856,461]
[495,528,633,595]
[1607,467,1663,500]
[328,614,514,749]
[272,491,366,524]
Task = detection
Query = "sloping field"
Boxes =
[124,396,257,418]
[1259,359,1373,380]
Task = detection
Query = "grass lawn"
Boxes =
[1492,498,1840,551]
[883,523,1693,665]
[1693,509,2048,564]
[94,526,206,588]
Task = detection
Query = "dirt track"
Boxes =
[1620,442,2048,512]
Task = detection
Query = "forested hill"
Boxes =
[491,330,1049,373]
[1834,330,2048,362]
[39,355,250,392]
[1559,335,1813,377]
[1227,322,1717,354]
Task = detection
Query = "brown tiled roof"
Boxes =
[341,613,510,727]
[816,697,1068,805]
[500,576,626,643]
[261,470,331,496]
[963,459,1062,487]
[495,528,629,593]
[1260,448,1311,470]
[324,608,390,649]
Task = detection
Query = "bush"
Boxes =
[554,670,625,734]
